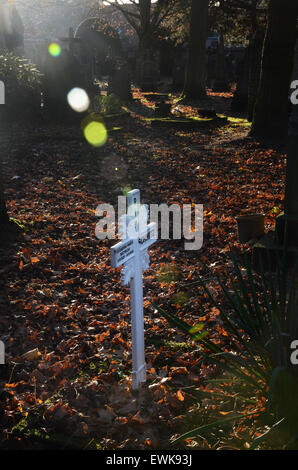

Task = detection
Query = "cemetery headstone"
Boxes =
[59,27,81,58]
[291,39,298,83]
[212,33,230,92]
[172,49,187,91]
[108,57,132,101]
[0,0,24,53]
[275,103,298,247]
[136,49,160,91]
[110,189,157,389]
[74,18,124,90]
[231,46,249,112]
[43,48,85,118]
[206,46,218,88]
[154,96,171,117]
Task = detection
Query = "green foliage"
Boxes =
[91,93,123,115]
[156,263,180,283]
[0,51,42,118]
[162,0,263,46]
[152,302,209,343]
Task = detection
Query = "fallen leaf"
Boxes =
[21,348,42,361]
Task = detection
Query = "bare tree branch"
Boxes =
[104,0,141,34]
[154,3,175,30]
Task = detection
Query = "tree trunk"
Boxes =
[231,46,249,113]
[251,0,298,140]
[247,28,265,122]
[0,109,10,225]
[137,0,152,56]
[183,0,208,99]
[139,0,151,39]
[136,0,159,86]
[0,165,9,225]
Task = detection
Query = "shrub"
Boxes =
[153,251,298,449]
[0,51,43,119]
[90,93,123,115]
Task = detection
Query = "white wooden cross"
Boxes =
[111,189,157,389]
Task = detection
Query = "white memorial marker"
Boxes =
[111,189,157,389]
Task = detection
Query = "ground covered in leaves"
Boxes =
[0,89,287,449]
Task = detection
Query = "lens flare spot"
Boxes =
[83,121,107,147]
[67,87,90,112]
[48,43,61,57]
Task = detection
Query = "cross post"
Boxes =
[111,189,157,389]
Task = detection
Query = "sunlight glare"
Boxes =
[48,43,61,57]
[67,88,90,112]
[83,121,108,147]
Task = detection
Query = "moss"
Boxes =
[147,337,192,351]
[108,126,123,134]
[9,414,105,450]
[11,418,29,434]
[145,115,219,129]
[9,217,26,231]
[227,117,251,127]
[163,340,193,351]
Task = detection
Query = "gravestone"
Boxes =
[211,33,230,92]
[0,0,24,53]
[154,101,171,117]
[59,27,81,58]
[206,47,218,88]
[24,38,47,70]
[291,39,298,79]
[273,41,298,247]
[110,189,157,389]
[43,48,85,118]
[253,100,298,270]
[275,103,298,247]
[74,18,124,90]
[108,57,132,101]
[248,28,265,122]
[231,46,250,112]
[172,47,187,90]
[136,50,160,92]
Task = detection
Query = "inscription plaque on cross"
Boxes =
[111,189,157,389]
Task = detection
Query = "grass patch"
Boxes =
[7,415,105,450]
[147,336,193,351]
